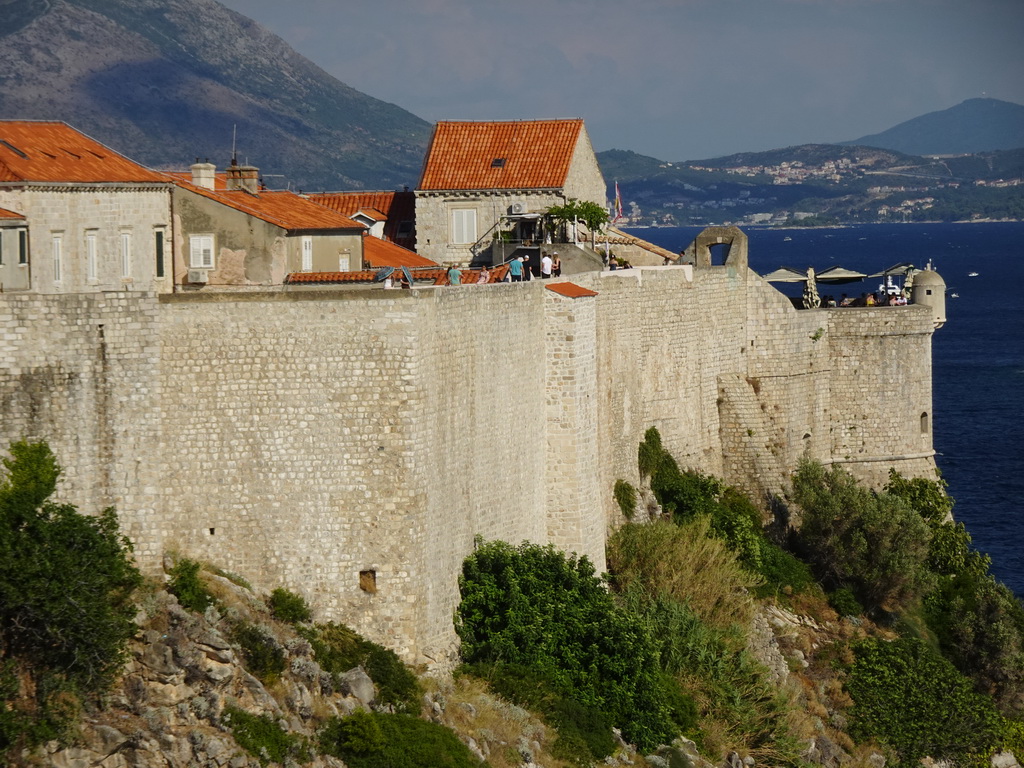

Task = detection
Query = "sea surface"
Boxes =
[623,222,1024,597]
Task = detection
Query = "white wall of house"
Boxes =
[0,185,173,294]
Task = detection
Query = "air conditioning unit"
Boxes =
[187,269,208,284]
[509,202,526,215]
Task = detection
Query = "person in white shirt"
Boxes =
[540,252,553,279]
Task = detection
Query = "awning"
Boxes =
[816,266,867,284]
[868,262,916,278]
[762,266,809,282]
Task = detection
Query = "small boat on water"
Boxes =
[951,292,960,298]
[968,271,979,277]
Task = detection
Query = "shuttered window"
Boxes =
[189,235,214,268]
[86,231,97,281]
[451,209,477,244]
[120,231,132,278]
[301,236,313,272]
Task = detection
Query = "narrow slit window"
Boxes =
[359,570,377,594]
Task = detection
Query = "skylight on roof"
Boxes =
[491,158,506,168]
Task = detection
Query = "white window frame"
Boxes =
[301,235,313,272]
[85,230,98,281]
[52,233,63,283]
[0,229,4,266]
[189,234,214,269]
[451,208,477,245]
[338,253,350,272]
[154,227,166,278]
[120,231,132,278]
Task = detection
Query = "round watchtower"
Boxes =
[911,269,946,329]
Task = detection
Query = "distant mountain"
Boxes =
[0,0,432,191]
[841,98,1024,155]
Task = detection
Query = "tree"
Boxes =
[0,439,142,746]
[791,460,933,615]
[546,198,610,235]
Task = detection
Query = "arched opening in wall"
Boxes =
[359,570,377,594]
[920,412,930,435]
[708,243,731,266]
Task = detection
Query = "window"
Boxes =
[52,233,63,283]
[0,230,4,265]
[120,231,132,278]
[338,253,350,272]
[154,229,165,278]
[301,236,313,272]
[451,209,477,244]
[920,412,930,435]
[189,234,214,268]
[85,231,97,281]
[18,229,27,264]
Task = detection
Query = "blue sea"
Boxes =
[624,223,1024,597]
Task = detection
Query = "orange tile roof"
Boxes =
[362,236,437,268]
[0,206,25,219]
[0,121,168,183]
[284,263,510,286]
[419,120,584,191]
[168,175,363,232]
[286,270,379,284]
[310,190,416,249]
[545,282,598,298]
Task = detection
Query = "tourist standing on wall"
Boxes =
[447,264,461,286]
[552,252,561,277]
[521,254,532,281]
[541,252,553,279]
[509,257,523,282]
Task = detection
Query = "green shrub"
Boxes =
[613,479,638,520]
[231,622,287,683]
[638,426,665,478]
[884,468,953,525]
[924,571,1024,716]
[224,706,311,765]
[925,520,990,577]
[621,589,800,762]
[754,540,818,598]
[827,587,863,617]
[846,637,1003,766]
[269,587,312,624]
[299,623,420,712]
[457,539,677,750]
[462,661,615,764]
[168,558,215,614]
[792,459,933,615]
[319,712,484,768]
[0,440,142,758]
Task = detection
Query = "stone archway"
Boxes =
[690,226,749,270]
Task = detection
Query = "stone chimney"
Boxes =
[225,160,260,194]
[190,160,216,190]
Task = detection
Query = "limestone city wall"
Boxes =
[0,259,938,663]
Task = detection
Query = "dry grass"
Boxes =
[608,518,759,631]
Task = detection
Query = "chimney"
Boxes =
[225,159,260,194]
[190,160,216,190]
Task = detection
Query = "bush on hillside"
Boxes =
[167,558,216,613]
[456,538,678,750]
[613,479,638,520]
[883,468,954,525]
[608,518,758,631]
[319,711,484,768]
[791,459,933,615]
[223,706,311,765]
[230,621,287,683]
[0,440,143,756]
[268,587,312,624]
[846,637,1004,766]
[299,623,420,713]
[924,571,1024,717]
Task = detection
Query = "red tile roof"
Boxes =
[0,121,168,183]
[363,236,437,268]
[0,206,25,219]
[310,190,416,249]
[545,282,598,298]
[284,264,510,286]
[168,175,363,232]
[419,120,584,191]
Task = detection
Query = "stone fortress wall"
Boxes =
[0,229,938,664]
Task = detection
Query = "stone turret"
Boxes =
[911,269,947,328]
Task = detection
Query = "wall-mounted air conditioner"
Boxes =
[509,202,526,215]
[187,269,208,284]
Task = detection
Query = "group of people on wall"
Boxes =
[822,291,910,307]
[446,251,563,286]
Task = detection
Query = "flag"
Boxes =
[613,181,623,222]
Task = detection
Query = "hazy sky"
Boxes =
[218,0,1024,161]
